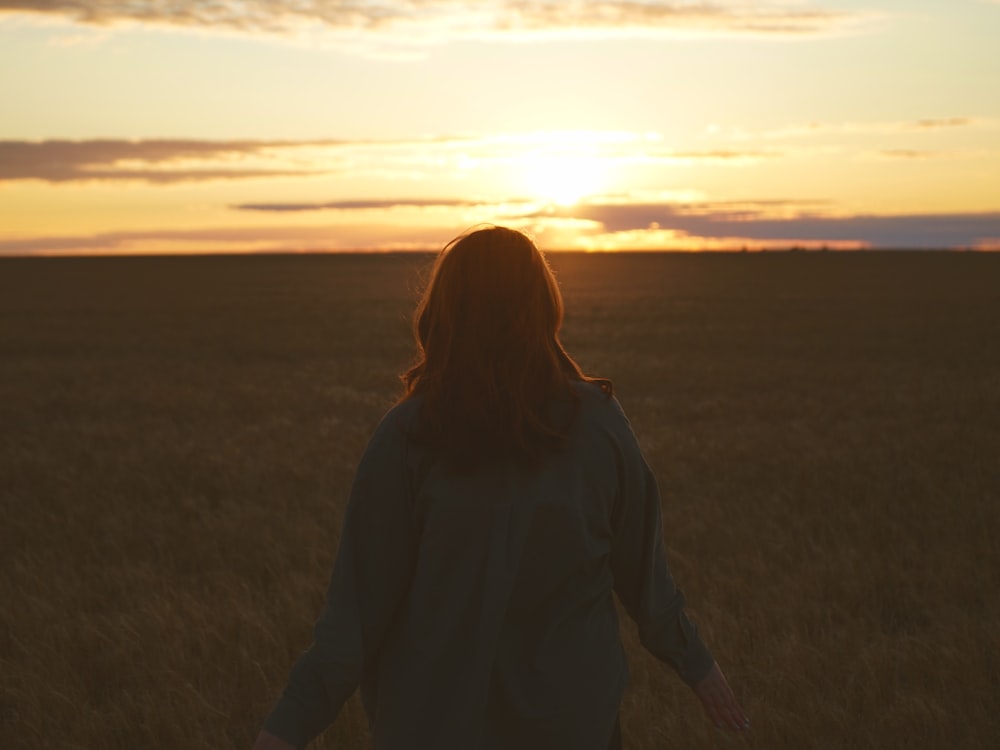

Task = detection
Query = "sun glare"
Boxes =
[522,152,606,206]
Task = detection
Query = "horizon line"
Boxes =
[2,246,998,260]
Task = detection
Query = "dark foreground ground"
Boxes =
[1,251,999,749]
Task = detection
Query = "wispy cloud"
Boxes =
[0,133,778,185]
[233,198,496,212]
[0,1,870,43]
[876,149,942,160]
[0,223,455,255]
[0,139,343,183]
[722,116,987,140]
[5,202,999,254]
[641,149,780,165]
[515,200,1000,248]
[904,117,974,131]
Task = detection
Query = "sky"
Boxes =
[1,0,999,254]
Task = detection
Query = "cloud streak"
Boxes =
[905,117,974,131]
[0,134,781,184]
[0,138,343,183]
[0,1,867,42]
[233,198,494,212]
[876,149,943,160]
[517,200,1000,248]
[4,202,999,254]
[740,116,986,140]
[0,223,455,255]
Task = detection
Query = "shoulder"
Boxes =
[357,396,424,462]
[379,395,423,426]
[570,380,635,441]
[372,396,423,439]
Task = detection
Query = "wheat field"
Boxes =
[2,251,999,749]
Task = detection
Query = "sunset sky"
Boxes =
[2,0,999,254]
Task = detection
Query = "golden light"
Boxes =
[521,151,607,206]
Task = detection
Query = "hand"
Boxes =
[251,729,297,750]
[691,662,750,732]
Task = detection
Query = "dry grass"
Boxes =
[1,251,998,749]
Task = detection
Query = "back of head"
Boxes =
[401,225,609,471]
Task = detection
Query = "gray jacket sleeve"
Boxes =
[606,399,715,686]
[263,405,418,748]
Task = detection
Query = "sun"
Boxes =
[522,152,605,206]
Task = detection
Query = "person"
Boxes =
[252,226,748,750]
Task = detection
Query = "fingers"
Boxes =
[693,663,751,732]
[702,685,749,731]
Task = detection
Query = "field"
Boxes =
[2,251,999,749]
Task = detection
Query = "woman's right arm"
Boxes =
[257,405,420,748]
[692,661,750,731]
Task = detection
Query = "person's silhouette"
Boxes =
[253,226,748,749]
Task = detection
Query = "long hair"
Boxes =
[400,225,611,471]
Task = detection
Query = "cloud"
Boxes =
[6,202,999,254]
[0,223,456,255]
[514,200,1000,248]
[905,117,974,131]
[0,132,781,185]
[0,1,868,43]
[642,149,780,165]
[0,138,344,183]
[233,198,495,212]
[876,149,942,160]
[746,117,985,140]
